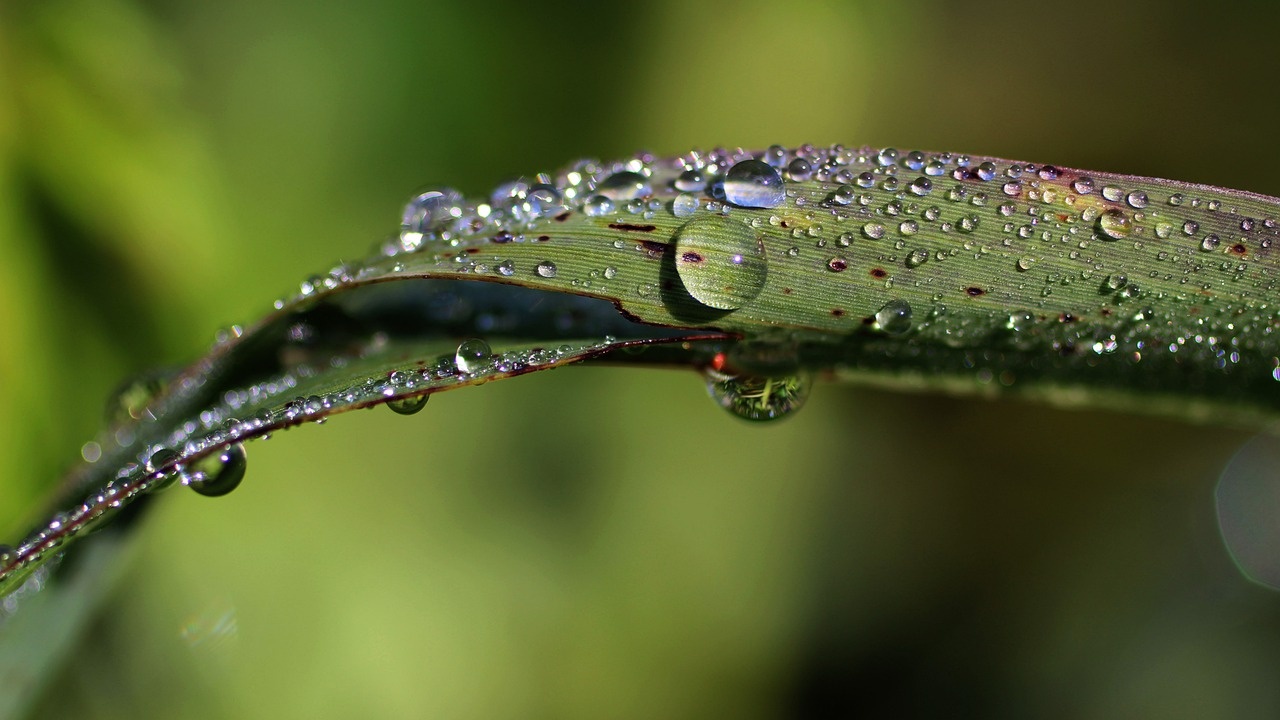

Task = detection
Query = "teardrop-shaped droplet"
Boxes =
[673,216,768,310]
[183,444,247,498]
[875,299,913,335]
[705,371,810,422]
[723,159,785,208]
[387,394,429,416]
[1096,208,1131,240]
[596,171,651,201]
[455,338,492,373]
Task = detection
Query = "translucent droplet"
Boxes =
[786,158,812,181]
[455,338,492,373]
[1072,177,1094,194]
[1126,191,1148,209]
[402,188,465,235]
[596,171,651,201]
[705,371,810,422]
[1017,257,1037,271]
[535,260,558,278]
[674,169,706,193]
[496,260,515,277]
[1007,310,1035,331]
[106,370,171,424]
[584,195,614,217]
[1201,234,1221,252]
[673,216,767,310]
[387,394,428,416]
[862,222,885,240]
[723,159,786,208]
[908,177,933,196]
[672,193,699,217]
[1096,209,1131,240]
[875,300,913,334]
[184,444,247,498]
[906,248,929,267]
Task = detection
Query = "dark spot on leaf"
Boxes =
[554,212,570,222]
[861,316,875,325]
[869,267,887,278]
[1231,243,1247,256]
[492,231,514,244]
[681,251,704,264]
[780,220,790,228]
[828,258,848,272]
[609,223,657,233]
[831,308,845,317]
[1100,308,1113,317]
[537,235,550,242]
[782,287,793,295]
[1058,312,1076,323]
[966,286,985,296]
[638,240,665,258]
[464,247,481,255]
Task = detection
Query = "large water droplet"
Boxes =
[402,188,464,235]
[596,171,651,200]
[673,217,767,310]
[1096,209,1131,240]
[875,300,913,334]
[387,394,428,415]
[455,338,492,373]
[183,444,247,498]
[705,372,810,422]
[723,160,785,208]
[535,260,558,278]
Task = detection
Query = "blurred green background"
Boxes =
[3,0,1280,717]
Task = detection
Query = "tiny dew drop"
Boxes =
[723,159,786,208]
[705,371,811,422]
[387,394,428,416]
[535,260,558,278]
[875,299,913,334]
[183,444,247,498]
[455,338,492,373]
[1096,209,1131,240]
[673,216,768,310]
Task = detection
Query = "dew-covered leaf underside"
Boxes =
[3,144,1280,599]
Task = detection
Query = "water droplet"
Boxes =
[876,148,899,166]
[1126,191,1148,209]
[674,169,706,193]
[862,222,885,240]
[723,160,785,208]
[535,260,558,278]
[906,248,929,267]
[786,158,812,181]
[455,338,492,373]
[975,162,997,181]
[1101,185,1124,202]
[387,394,428,415]
[899,220,919,236]
[402,188,464,235]
[875,300,913,334]
[496,260,515,277]
[1201,234,1221,252]
[673,217,768,310]
[908,177,933,196]
[1072,177,1094,194]
[1007,310,1035,331]
[596,171,651,200]
[106,370,171,424]
[672,193,699,217]
[184,444,247,498]
[1017,257,1037,271]
[1096,209,1131,240]
[603,266,618,280]
[584,195,614,217]
[1104,273,1128,291]
[705,372,810,422]
[902,150,926,171]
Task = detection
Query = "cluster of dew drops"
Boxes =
[391,143,1280,421]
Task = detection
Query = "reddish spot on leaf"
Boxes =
[966,286,985,296]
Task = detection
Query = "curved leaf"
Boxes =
[3,144,1280,603]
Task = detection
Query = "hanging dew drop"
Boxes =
[673,216,768,310]
[183,443,247,498]
[875,300,913,334]
[387,394,428,416]
[705,371,811,422]
[723,159,786,208]
[455,338,492,373]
